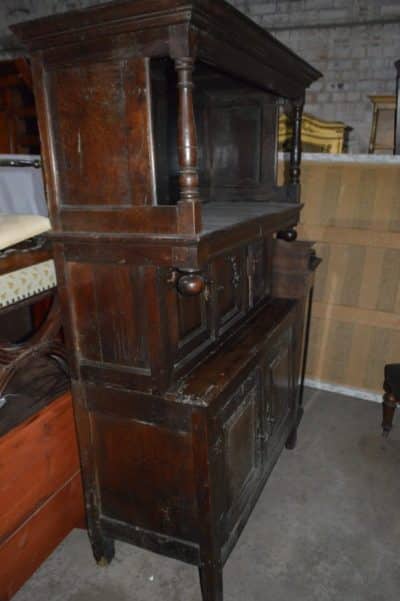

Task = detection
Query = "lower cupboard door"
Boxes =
[263,325,296,451]
[215,368,263,536]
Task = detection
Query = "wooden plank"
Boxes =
[0,393,82,543]
[59,206,179,234]
[0,473,84,601]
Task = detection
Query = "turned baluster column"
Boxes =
[289,97,304,189]
[175,57,202,232]
[395,60,400,155]
[279,97,304,239]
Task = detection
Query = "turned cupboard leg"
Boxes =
[199,563,223,601]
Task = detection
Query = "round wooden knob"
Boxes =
[177,273,205,296]
[277,227,298,242]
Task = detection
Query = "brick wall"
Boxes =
[230,0,400,152]
[1,0,399,152]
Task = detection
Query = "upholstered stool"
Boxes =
[382,363,400,436]
[0,214,66,402]
[0,214,55,308]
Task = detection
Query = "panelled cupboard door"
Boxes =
[214,321,295,544]
[216,368,263,537]
[263,327,295,451]
[211,247,247,335]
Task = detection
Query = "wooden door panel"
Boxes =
[217,369,262,533]
[67,261,150,369]
[212,248,247,334]
[263,328,295,450]
[175,292,210,359]
[248,238,272,308]
[49,58,154,208]
[92,412,198,541]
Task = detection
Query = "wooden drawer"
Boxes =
[0,393,82,543]
[0,393,85,600]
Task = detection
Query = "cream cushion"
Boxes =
[0,213,51,251]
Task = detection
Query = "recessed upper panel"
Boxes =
[48,57,155,208]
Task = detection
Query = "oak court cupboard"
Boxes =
[12,1,322,600]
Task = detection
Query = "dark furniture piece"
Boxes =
[0,58,40,154]
[13,2,321,600]
[395,60,400,154]
[382,364,400,436]
[0,392,84,601]
[0,170,84,600]
[0,206,69,429]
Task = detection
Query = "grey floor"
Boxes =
[14,388,400,601]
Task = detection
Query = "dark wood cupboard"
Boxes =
[13,1,321,599]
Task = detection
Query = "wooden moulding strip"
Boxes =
[59,206,180,235]
[298,224,400,250]
[313,301,400,331]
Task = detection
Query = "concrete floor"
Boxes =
[14,388,400,601]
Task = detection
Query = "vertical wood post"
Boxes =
[175,58,200,202]
[290,98,304,186]
[395,60,400,155]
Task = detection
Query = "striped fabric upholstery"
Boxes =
[280,156,400,395]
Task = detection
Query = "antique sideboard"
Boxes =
[13,1,321,600]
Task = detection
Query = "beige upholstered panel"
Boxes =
[279,158,400,394]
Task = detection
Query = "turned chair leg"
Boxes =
[199,562,223,601]
[382,390,398,437]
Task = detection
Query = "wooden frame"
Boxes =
[279,111,350,154]
[368,94,396,154]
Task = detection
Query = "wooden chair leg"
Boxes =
[382,390,397,437]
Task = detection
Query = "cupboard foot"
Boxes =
[199,563,223,601]
[91,534,115,566]
[285,426,298,450]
